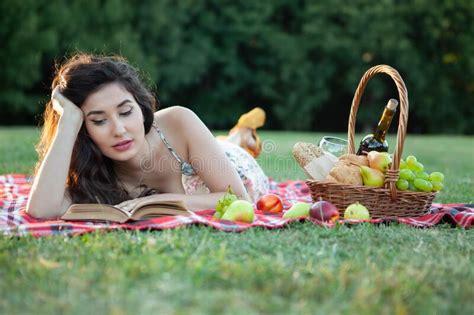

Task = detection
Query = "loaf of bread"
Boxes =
[325,154,366,185]
[338,153,369,167]
[326,160,363,185]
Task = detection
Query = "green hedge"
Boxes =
[1,0,473,133]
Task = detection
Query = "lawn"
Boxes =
[0,127,473,314]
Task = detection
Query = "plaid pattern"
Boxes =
[1,174,472,237]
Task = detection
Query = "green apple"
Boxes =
[344,202,371,220]
[221,200,255,223]
[283,202,311,219]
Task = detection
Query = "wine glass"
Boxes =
[318,136,348,157]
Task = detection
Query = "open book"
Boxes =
[61,200,191,223]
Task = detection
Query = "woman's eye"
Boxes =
[120,109,133,116]
[92,120,106,125]
[90,110,131,125]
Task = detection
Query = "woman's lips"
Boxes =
[113,140,133,152]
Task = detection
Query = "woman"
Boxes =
[26,53,269,219]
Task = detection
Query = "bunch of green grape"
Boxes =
[213,186,238,218]
[396,155,445,192]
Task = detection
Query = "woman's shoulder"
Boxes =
[152,106,198,159]
[153,105,197,126]
[153,105,203,140]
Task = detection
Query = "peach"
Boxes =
[256,194,283,213]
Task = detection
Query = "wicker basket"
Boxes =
[306,65,437,218]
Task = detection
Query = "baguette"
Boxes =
[292,142,337,180]
[292,142,324,167]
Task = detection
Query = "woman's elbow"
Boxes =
[235,188,251,203]
[25,204,61,220]
[25,206,45,219]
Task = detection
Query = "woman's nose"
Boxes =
[112,119,127,136]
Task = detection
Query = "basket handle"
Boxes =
[347,65,409,200]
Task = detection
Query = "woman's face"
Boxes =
[81,82,147,162]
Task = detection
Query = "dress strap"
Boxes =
[153,123,197,176]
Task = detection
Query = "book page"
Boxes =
[61,203,130,223]
[130,200,190,220]
[129,199,186,213]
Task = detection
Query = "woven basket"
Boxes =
[306,65,437,218]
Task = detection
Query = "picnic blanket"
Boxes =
[1,174,472,237]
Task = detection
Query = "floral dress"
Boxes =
[155,126,269,203]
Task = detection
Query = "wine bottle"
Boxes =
[356,99,399,155]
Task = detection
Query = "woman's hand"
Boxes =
[51,86,84,122]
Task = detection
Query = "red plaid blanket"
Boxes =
[1,174,472,237]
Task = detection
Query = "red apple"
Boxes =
[309,200,339,222]
[256,194,283,213]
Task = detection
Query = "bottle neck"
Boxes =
[373,106,396,142]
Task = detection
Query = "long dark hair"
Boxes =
[35,53,159,204]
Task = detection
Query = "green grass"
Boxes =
[1,127,473,314]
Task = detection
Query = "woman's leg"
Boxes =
[218,140,270,202]
[216,107,266,158]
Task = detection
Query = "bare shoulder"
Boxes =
[152,106,200,159]
[153,105,198,128]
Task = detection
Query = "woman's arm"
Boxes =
[178,107,251,201]
[116,192,229,212]
[26,89,84,219]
